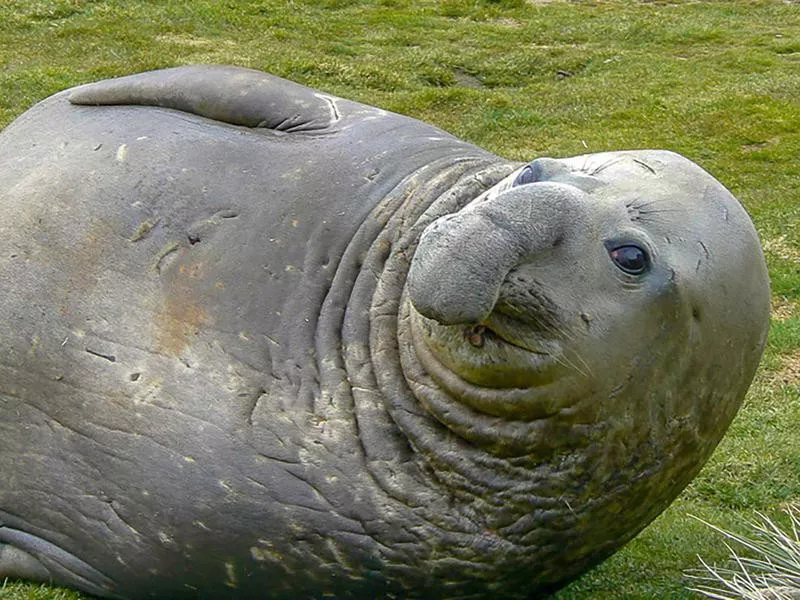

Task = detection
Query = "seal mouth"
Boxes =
[407,303,583,420]
[410,307,563,390]
[464,323,548,355]
[468,312,557,355]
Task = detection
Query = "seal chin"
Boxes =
[411,308,562,389]
[412,310,562,388]
[408,304,583,420]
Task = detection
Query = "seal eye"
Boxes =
[514,166,536,186]
[609,245,648,275]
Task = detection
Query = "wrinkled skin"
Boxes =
[0,66,770,599]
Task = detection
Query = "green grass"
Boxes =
[1,0,799,598]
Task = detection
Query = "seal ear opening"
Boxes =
[68,65,339,133]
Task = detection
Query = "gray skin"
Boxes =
[0,65,770,599]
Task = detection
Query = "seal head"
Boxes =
[406,150,769,449]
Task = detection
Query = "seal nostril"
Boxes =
[692,306,701,321]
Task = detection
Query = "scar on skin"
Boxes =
[153,242,180,273]
[131,218,160,242]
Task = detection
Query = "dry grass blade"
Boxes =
[686,506,800,600]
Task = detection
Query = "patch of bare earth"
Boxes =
[775,351,800,386]
[763,235,800,262]
[492,17,522,27]
[772,296,798,321]
[743,135,781,152]
[155,34,236,48]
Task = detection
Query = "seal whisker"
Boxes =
[540,318,594,379]
[589,157,626,175]
[526,318,592,379]
[638,208,681,214]
[628,199,662,209]
[554,352,590,379]
[553,332,593,379]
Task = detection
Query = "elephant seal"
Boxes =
[0,65,770,599]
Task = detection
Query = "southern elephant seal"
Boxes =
[0,65,770,598]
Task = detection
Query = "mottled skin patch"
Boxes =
[154,293,208,358]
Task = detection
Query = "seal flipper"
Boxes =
[0,527,118,597]
[68,64,340,132]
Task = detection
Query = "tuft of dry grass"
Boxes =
[687,506,800,600]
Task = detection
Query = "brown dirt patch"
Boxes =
[763,235,800,262]
[774,351,800,386]
[772,296,798,321]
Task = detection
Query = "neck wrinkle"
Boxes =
[363,157,581,502]
[314,155,515,513]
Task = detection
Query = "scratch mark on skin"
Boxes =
[698,240,710,259]
[255,452,300,466]
[72,330,186,367]
[632,158,657,175]
[241,388,267,426]
[130,218,159,242]
[103,498,143,537]
[225,562,238,588]
[40,418,138,465]
[85,348,117,363]
[589,157,625,175]
[281,469,339,513]
[153,242,180,273]
[245,477,268,490]
[316,94,341,123]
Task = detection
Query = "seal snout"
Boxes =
[407,183,580,328]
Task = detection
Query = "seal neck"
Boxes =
[348,156,594,499]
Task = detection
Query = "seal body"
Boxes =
[0,66,770,599]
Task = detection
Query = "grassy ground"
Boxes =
[1,0,798,598]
